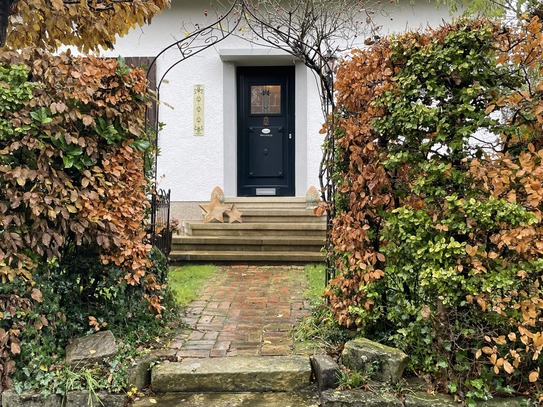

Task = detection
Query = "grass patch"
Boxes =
[292,302,356,356]
[292,264,355,355]
[169,264,220,306]
[304,263,326,304]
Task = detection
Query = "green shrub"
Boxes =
[326,17,543,403]
[5,247,177,396]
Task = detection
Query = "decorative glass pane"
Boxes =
[251,85,281,114]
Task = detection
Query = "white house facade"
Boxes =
[104,0,451,223]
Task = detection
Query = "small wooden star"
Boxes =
[225,204,243,223]
[199,196,230,223]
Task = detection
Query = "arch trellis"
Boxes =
[145,0,381,282]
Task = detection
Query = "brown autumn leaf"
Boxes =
[481,346,495,355]
[31,288,43,303]
[82,116,94,126]
[466,244,478,256]
[493,335,507,345]
[503,360,514,374]
[5,0,168,52]
[10,340,21,355]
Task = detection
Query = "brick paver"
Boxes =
[171,265,312,359]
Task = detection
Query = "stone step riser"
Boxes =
[236,215,324,224]
[221,206,315,212]
[151,356,312,393]
[169,251,324,262]
[131,392,319,407]
[186,229,325,237]
[223,201,310,207]
[172,236,325,244]
[223,197,308,206]
[172,243,324,252]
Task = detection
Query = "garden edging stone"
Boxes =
[65,330,117,366]
[1,390,125,407]
[341,338,408,383]
[127,349,177,392]
[320,389,403,407]
[310,354,341,391]
[403,392,457,406]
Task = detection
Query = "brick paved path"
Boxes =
[169,265,312,359]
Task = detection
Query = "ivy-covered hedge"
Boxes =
[326,17,543,403]
[0,49,164,392]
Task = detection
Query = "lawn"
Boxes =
[168,264,220,306]
[303,263,326,304]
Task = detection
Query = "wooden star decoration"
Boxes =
[225,204,243,223]
[199,196,230,223]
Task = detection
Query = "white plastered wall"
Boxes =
[102,0,451,220]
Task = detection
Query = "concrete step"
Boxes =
[169,250,325,263]
[132,392,319,407]
[151,356,312,393]
[172,235,325,253]
[184,222,327,237]
[223,197,309,210]
[237,208,324,224]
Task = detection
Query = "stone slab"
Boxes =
[404,392,458,406]
[404,393,535,407]
[151,356,312,392]
[1,391,124,407]
[65,330,117,366]
[1,390,61,407]
[478,398,536,406]
[132,392,319,407]
[320,389,403,407]
[341,338,408,383]
[310,354,340,391]
[64,391,125,407]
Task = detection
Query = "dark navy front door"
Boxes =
[237,67,295,197]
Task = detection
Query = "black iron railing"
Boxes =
[149,189,172,256]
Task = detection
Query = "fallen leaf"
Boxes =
[31,288,43,302]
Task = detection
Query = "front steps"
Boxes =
[132,356,318,407]
[170,198,326,263]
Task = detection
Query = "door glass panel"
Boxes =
[251,85,281,114]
